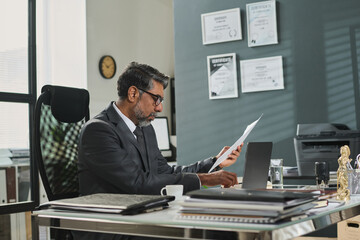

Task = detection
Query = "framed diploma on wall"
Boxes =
[201,8,242,45]
[207,53,238,100]
[240,56,284,93]
[246,1,278,47]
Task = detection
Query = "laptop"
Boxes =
[241,142,273,189]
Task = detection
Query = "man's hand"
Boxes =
[216,143,243,168]
[197,170,238,188]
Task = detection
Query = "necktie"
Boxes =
[134,126,147,159]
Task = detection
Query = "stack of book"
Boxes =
[178,188,320,224]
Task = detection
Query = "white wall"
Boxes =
[86,0,174,122]
[37,0,87,92]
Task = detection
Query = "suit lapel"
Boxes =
[105,102,150,171]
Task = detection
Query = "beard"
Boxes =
[134,103,157,127]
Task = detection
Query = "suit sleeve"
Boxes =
[78,119,209,195]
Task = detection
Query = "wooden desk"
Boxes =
[32,195,360,240]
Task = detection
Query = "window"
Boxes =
[0,0,87,216]
[0,0,37,215]
[0,0,29,94]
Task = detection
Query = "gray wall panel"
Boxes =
[174,0,360,175]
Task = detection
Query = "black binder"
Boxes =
[38,193,175,215]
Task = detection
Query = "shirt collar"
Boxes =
[112,102,136,136]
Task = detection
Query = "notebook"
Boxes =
[180,188,318,223]
[241,142,273,189]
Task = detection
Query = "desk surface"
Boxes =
[32,195,360,240]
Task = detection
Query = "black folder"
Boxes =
[186,188,319,208]
[38,193,175,215]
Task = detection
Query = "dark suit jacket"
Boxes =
[78,102,214,196]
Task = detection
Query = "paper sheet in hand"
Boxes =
[208,114,263,173]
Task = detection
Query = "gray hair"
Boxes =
[117,62,169,100]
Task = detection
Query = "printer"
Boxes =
[294,123,360,176]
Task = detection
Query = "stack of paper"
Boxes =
[178,188,320,224]
[0,148,30,166]
[9,148,30,165]
[283,166,298,176]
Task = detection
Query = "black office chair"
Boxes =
[34,85,90,201]
[34,85,89,240]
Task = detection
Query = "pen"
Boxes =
[355,154,360,169]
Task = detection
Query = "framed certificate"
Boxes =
[207,53,238,99]
[240,56,284,93]
[247,1,278,47]
[201,8,242,45]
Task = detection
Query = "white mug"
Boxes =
[160,185,183,202]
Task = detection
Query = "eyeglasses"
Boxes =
[137,87,164,106]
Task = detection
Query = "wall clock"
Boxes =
[99,55,116,79]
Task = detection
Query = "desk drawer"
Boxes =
[338,215,360,240]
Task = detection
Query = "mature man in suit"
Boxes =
[76,62,242,239]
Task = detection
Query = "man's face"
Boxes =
[134,80,164,127]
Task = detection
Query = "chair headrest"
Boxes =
[41,85,90,123]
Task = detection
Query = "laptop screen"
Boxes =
[242,142,273,189]
[152,117,172,157]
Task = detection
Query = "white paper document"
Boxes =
[209,114,263,173]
